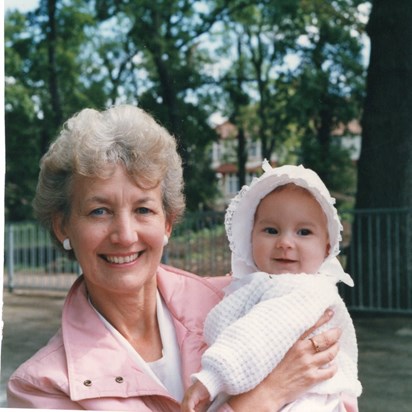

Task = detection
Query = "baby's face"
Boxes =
[251,185,330,274]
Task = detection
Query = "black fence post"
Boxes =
[6,224,14,293]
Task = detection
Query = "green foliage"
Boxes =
[5,0,369,221]
[93,0,232,208]
[5,3,113,221]
[276,0,366,194]
[208,0,366,198]
[299,133,357,200]
[5,11,42,221]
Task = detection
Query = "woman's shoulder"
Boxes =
[157,265,232,321]
[8,329,69,392]
[7,329,78,409]
[159,264,232,294]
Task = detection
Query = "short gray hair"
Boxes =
[33,105,185,247]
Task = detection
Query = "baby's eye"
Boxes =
[297,228,312,236]
[264,227,278,235]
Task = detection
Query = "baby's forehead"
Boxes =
[270,182,312,196]
[256,183,328,221]
[261,183,319,205]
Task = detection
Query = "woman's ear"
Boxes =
[52,213,68,244]
[165,218,173,238]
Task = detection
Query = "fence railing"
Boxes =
[4,208,412,314]
[4,222,80,292]
[339,208,412,314]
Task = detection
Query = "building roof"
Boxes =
[331,119,361,136]
[215,121,237,139]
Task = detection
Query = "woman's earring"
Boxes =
[63,238,72,251]
[163,235,169,247]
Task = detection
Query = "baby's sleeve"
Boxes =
[203,276,268,345]
[193,276,337,399]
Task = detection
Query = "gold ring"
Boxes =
[309,337,321,353]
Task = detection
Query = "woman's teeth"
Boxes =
[106,253,139,264]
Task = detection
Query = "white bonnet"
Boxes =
[225,160,353,286]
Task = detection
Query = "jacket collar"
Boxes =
[61,266,228,401]
[156,265,228,387]
[62,273,174,402]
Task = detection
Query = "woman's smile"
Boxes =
[102,252,142,264]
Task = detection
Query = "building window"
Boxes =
[248,141,260,159]
[212,142,221,163]
[226,173,239,195]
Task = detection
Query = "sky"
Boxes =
[4,0,370,63]
[4,0,38,13]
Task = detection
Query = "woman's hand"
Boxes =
[227,310,341,412]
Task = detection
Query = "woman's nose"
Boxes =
[110,215,138,245]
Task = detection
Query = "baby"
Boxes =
[182,161,362,411]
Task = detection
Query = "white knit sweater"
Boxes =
[192,272,362,401]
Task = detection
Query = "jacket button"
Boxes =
[83,380,92,387]
[115,376,124,383]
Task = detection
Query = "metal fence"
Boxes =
[339,208,412,314]
[4,222,80,292]
[4,208,412,314]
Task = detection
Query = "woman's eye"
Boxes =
[137,207,151,215]
[264,227,278,235]
[298,228,312,236]
[90,208,107,216]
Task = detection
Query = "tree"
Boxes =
[213,0,366,196]
[5,2,105,220]
[356,1,412,209]
[45,0,63,130]
[94,0,251,210]
[5,0,370,218]
[286,0,366,192]
[219,29,250,188]
[5,10,44,220]
[346,0,412,310]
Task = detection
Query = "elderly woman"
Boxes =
[7,105,354,411]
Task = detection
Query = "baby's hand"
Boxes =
[181,380,211,412]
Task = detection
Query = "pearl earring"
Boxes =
[163,235,169,247]
[63,238,72,251]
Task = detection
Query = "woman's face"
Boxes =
[54,164,171,296]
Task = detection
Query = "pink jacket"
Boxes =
[7,265,231,411]
[7,265,358,411]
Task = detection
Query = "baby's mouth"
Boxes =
[275,258,296,263]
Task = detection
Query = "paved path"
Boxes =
[1,291,412,411]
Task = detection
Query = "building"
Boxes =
[211,119,361,209]
[211,120,277,208]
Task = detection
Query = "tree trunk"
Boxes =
[356,0,412,209]
[233,35,248,189]
[237,127,247,189]
[315,104,333,185]
[346,0,412,310]
[46,0,63,129]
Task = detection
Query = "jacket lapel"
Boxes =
[62,276,175,402]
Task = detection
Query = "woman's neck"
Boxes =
[86,280,163,361]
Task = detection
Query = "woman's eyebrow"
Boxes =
[84,195,156,204]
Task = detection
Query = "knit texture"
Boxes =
[192,272,362,399]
